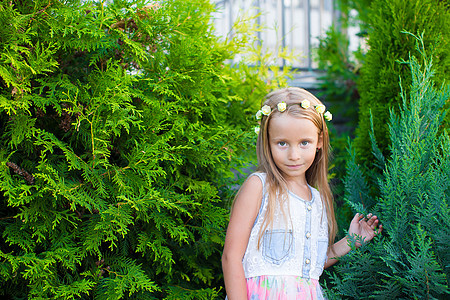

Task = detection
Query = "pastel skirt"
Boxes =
[246,275,325,300]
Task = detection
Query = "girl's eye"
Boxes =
[301,141,309,146]
[278,141,287,147]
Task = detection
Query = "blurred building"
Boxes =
[213,0,338,88]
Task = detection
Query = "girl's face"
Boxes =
[268,113,322,183]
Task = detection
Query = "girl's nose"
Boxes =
[288,148,301,160]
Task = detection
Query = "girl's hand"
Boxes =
[326,213,383,268]
[348,213,383,247]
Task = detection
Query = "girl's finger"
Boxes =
[370,218,378,228]
[356,213,365,223]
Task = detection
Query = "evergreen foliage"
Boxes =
[325,35,449,299]
[0,0,294,298]
[315,0,374,130]
[316,25,360,127]
[353,0,450,168]
[336,0,373,31]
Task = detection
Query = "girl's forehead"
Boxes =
[270,113,314,124]
[269,114,319,135]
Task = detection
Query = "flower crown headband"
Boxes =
[254,100,332,134]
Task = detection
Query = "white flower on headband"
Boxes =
[261,105,271,116]
[277,102,287,112]
[324,111,333,121]
[301,100,310,109]
[315,104,326,114]
[254,126,260,135]
[256,110,262,120]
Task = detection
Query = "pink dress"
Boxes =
[246,275,325,299]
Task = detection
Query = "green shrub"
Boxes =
[325,35,449,299]
[315,0,374,129]
[316,26,360,127]
[354,0,450,168]
[0,0,294,298]
[335,0,373,31]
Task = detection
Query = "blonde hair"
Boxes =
[255,87,337,248]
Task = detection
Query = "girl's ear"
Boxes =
[317,132,324,150]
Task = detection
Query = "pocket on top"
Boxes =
[316,238,328,268]
[262,229,294,265]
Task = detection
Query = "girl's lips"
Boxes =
[287,164,302,169]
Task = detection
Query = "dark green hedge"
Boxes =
[0,0,293,298]
[354,0,450,168]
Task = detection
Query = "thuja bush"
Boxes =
[315,0,375,124]
[324,36,449,299]
[0,0,293,298]
[353,0,450,168]
[316,26,360,128]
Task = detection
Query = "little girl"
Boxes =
[222,87,382,299]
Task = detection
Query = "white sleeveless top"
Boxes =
[242,173,329,280]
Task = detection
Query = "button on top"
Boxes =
[307,205,312,211]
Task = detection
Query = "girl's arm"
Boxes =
[222,175,263,300]
[324,213,382,268]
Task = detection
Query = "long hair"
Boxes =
[255,87,337,248]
